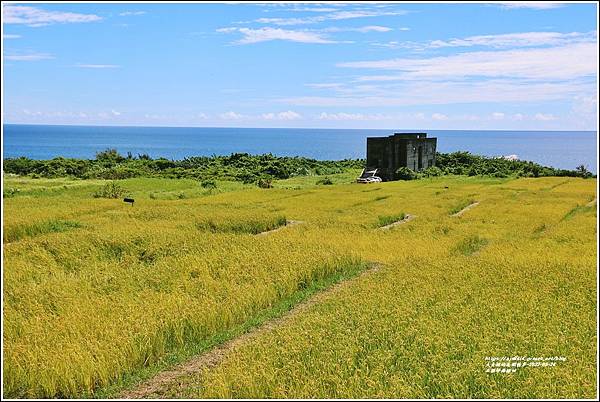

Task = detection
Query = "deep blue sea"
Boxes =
[3,124,598,173]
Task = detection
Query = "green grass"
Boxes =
[452,235,489,256]
[84,258,370,398]
[195,215,288,234]
[449,198,477,215]
[3,174,596,399]
[4,219,83,242]
[561,204,596,221]
[376,213,406,228]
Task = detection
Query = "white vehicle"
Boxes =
[357,168,382,183]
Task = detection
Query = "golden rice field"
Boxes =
[2,173,597,398]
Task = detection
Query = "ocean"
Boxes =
[2,124,597,173]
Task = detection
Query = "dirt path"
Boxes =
[378,214,416,230]
[255,220,303,236]
[452,202,480,217]
[120,262,382,399]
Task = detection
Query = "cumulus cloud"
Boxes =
[261,111,302,120]
[533,113,557,121]
[219,27,337,44]
[219,111,244,120]
[432,113,448,121]
[3,5,102,27]
[492,112,506,120]
[318,112,392,121]
[3,34,21,39]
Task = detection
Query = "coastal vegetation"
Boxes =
[2,173,596,399]
[3,150,594,189]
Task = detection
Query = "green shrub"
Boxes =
[422,166,443,177]
[200,180,217,190]
[93,182,127,199]
[316,177,334,185]
[453,235,489,256]
[257,177,273,189]
[395,167,417,180]
[3,188,20,198]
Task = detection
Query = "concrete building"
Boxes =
[366,132,437,181]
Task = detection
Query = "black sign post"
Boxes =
[123,198,135,206]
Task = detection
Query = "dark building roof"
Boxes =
[367,132,428,140]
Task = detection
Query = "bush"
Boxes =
[395,167,417,181]
[422,166,443,177]
[201,180,217,190]
[3,188,20,198]
[257,177,273,188]
[576,165,593,179]
[95,149,125,164]
[93,182,127,199]
[316,177,334,185]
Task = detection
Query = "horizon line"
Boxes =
[2,122,597,133]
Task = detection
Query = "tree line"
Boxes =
[3,149,594,182]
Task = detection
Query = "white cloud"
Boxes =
[275,110,301,120]
[371,41,402,49]
[3,34,21,39]
[5,53,53,61]
[219,111,244,120]
[253,9,407,26]
[285,79,593,107]
[111,110,121,116]
[305,83,344,89]
[318,112,391,121]
[220,27,337,44]
[119,11,146,16]
[76,64,120,69]
[572,95,597,117]
[570,95,598,129]
[322,25,393,33]
[423,31,596,49]
[533,113,557,121]
[287,7,340,13]
[341,42,597,81]
[432,113,448,121]
[3,5,102,27]
[492,112,506,120]
[498,3,565,10]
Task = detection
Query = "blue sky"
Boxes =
[2,1,598,130]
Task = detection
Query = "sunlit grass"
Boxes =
[2,174,597,398]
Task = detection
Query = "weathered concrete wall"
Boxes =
[366,133,437,181]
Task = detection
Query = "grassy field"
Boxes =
[2,173,597,398]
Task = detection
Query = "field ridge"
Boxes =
[119,262,383,399]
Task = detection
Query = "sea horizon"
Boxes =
[3,122,597,133]
[3,124,598,173]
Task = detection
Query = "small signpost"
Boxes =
[123,198,135,206]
